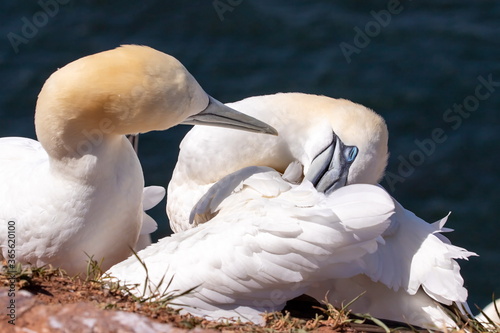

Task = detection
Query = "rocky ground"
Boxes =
[0,265,493,333]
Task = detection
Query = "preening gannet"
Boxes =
[0,45,276,276]
[168,93,389,232]
[108,93,475,329]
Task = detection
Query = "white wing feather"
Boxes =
[134,186,166,252]
[360,197,477,303]
[307,190,477,329]
[142,186,166,211]
[108,169,395,323]
[113,169,475,329]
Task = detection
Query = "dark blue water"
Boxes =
[0,0,498,310]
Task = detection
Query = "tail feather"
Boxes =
[359,196,476,305]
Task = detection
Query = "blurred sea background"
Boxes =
[0,0,498,310]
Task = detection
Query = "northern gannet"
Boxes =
[0,45,276,276]
[168,93,389,232]
[108,93,475,329]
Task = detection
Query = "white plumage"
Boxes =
[108,172,395,324]
[168,93,389,232]
[0,45,275,276]
[134,186,166,252]
[108,93,476,329]
[307,199,475,328]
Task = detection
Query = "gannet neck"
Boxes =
[35,45,209,160]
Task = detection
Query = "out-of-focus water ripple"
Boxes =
[0,0,498,309]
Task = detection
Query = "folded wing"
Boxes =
[107,167,394,323]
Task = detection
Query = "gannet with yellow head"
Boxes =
[0,45,276,276]
[107,93,391,317]
[108,93,475,329]
[168,93,389,232]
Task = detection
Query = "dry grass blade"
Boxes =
[100,249,200,310]
[474,295,500,333]
[85,253,105,281]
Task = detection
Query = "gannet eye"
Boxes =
[345,146,358,163]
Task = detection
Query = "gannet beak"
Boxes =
[305,131,358,195]
[182,96,278,135]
